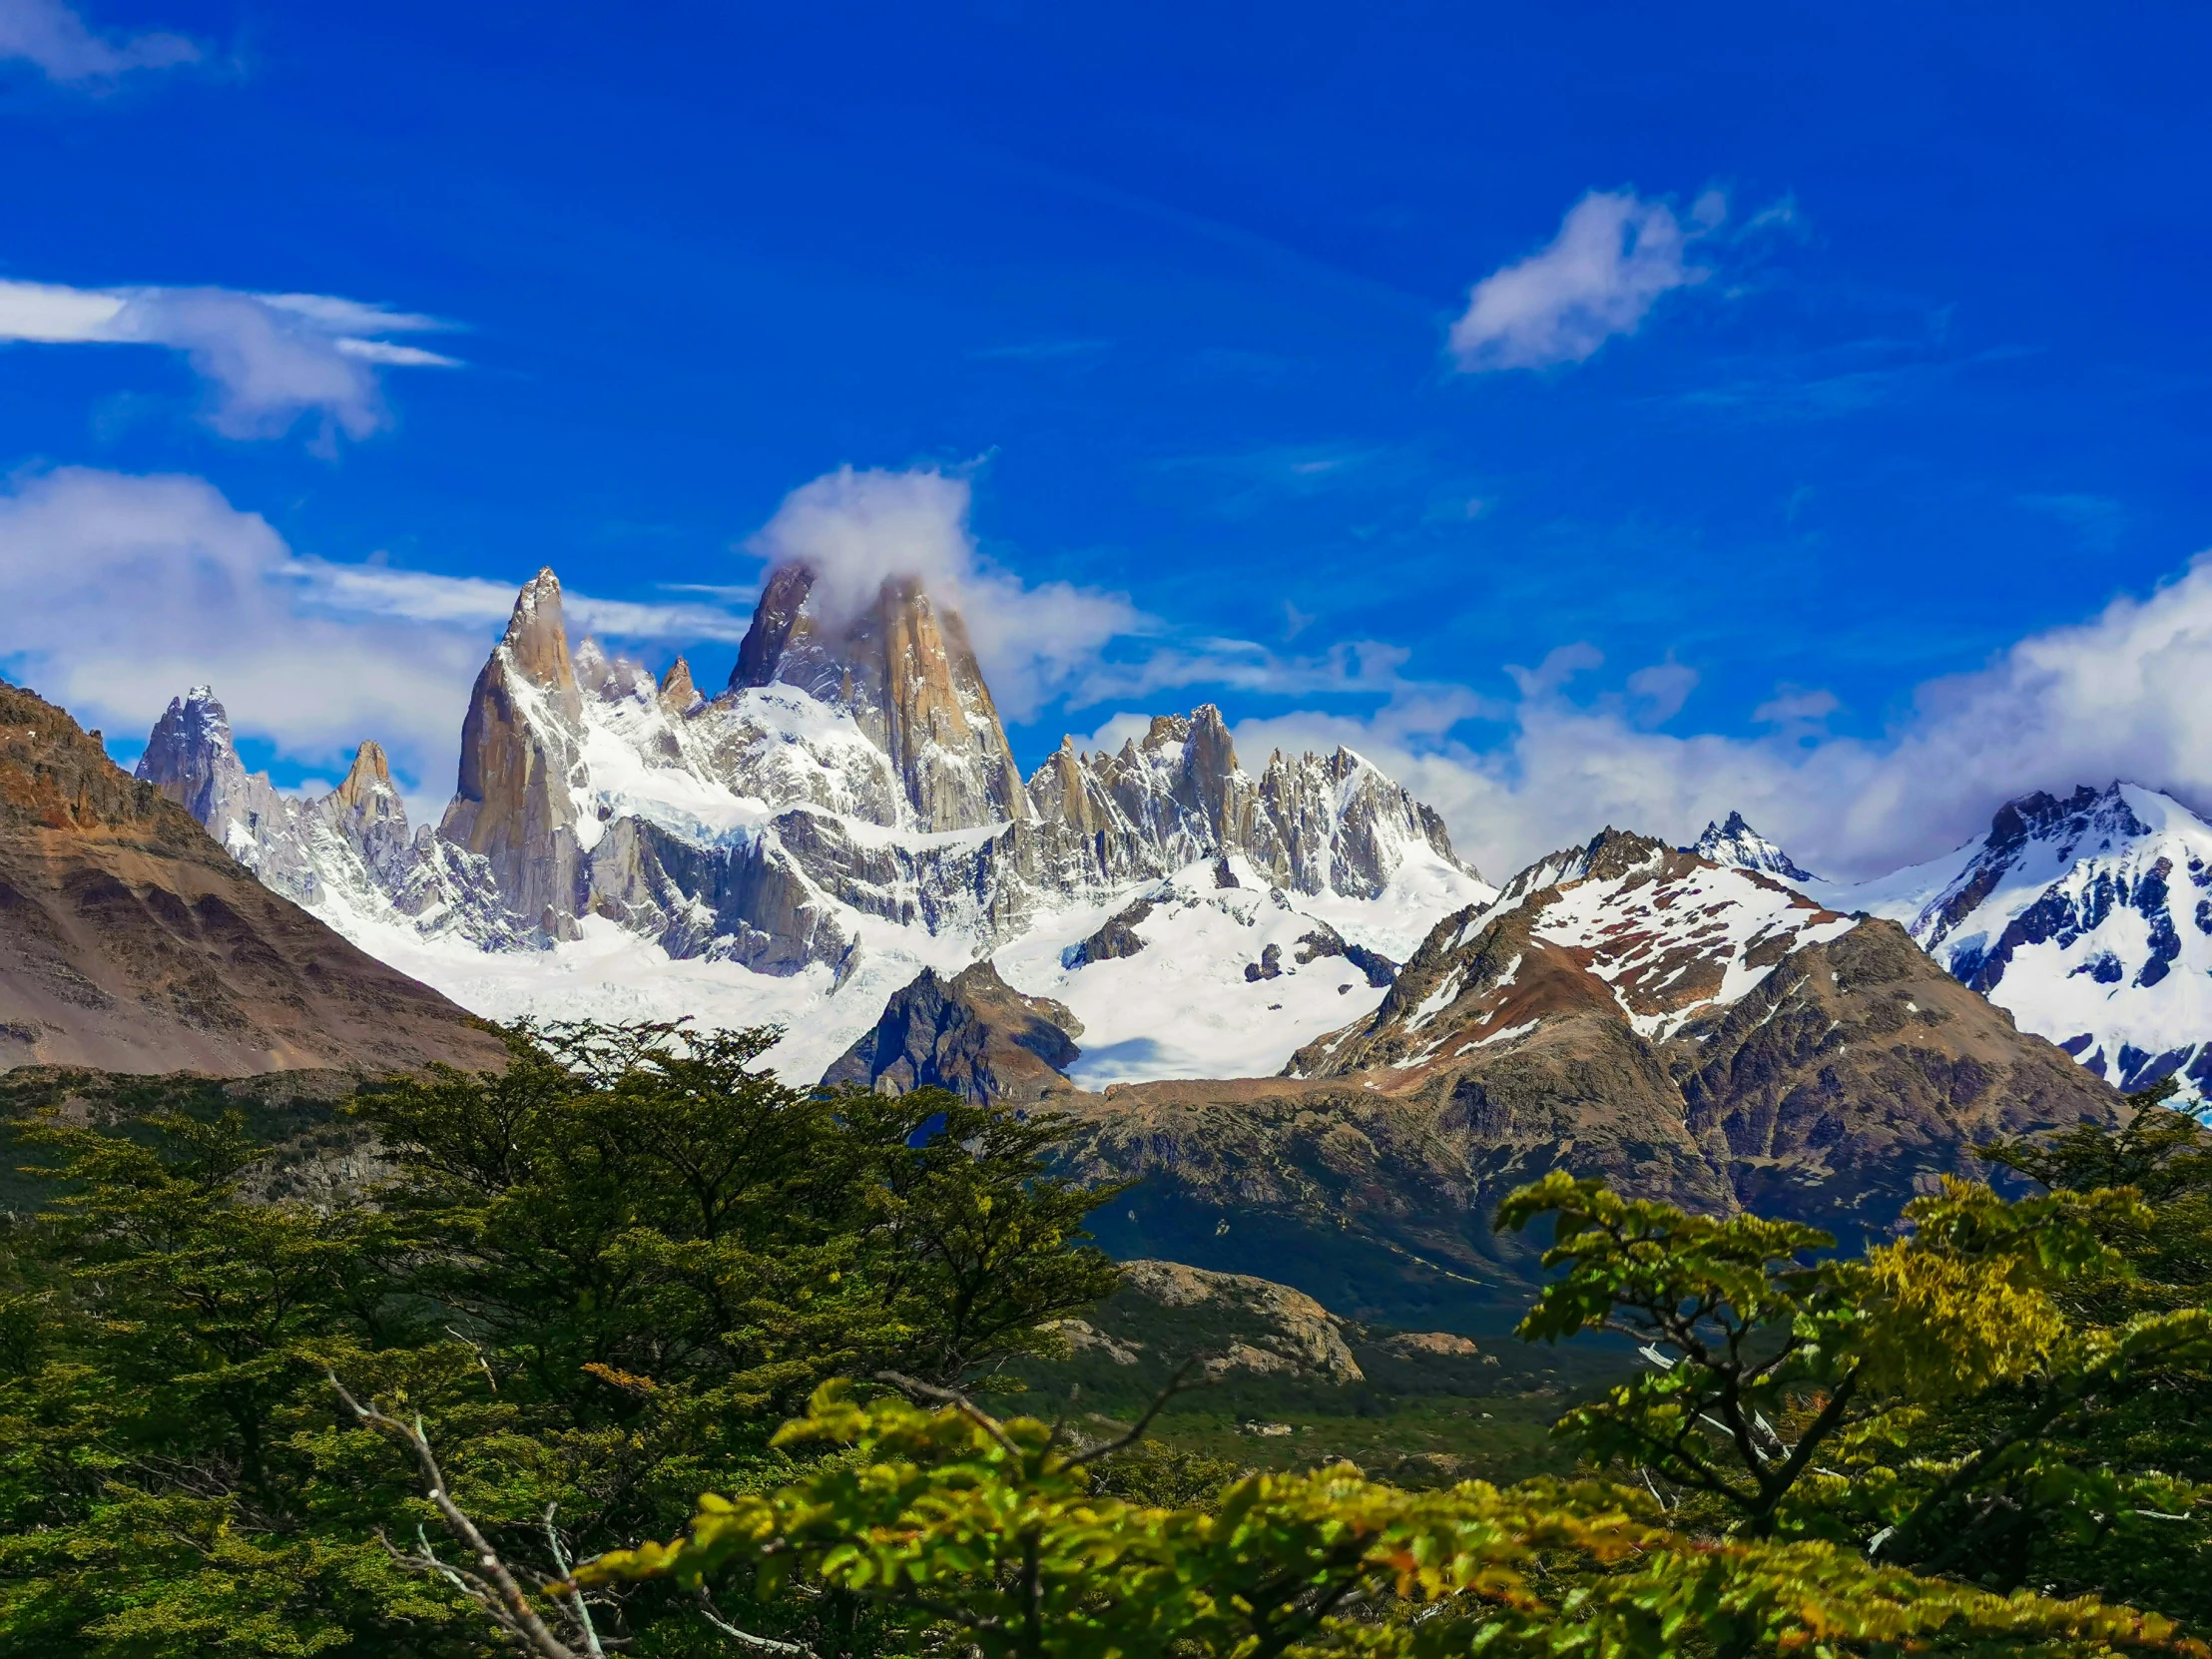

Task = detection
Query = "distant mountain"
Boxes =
[1814,782,2212,1095]
[1690,810,1819,882]
[0,680,504,1077]
[822,959,1083,1106]
[146,566,1490,1082]
[1046,828,2121,1325]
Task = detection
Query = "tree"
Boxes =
[1491,1094,2212,1619]
[557,1117,2212,1658]
[0,1022,1123,1657]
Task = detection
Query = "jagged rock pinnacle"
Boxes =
[439,567,588,939]
[501,568,578,694]
[335,740,393,807]
[730,561,1030,830]
[658,656,700,712]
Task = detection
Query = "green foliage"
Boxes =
[1496,1105,2212,1623]
[7,1041,2210,1657]
[0,1022,1120,1656]
[586,1381,2198,1658]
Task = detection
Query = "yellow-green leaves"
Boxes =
[582,1383,2202,1658]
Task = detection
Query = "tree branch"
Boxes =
[873,1370,1022,1456]
[692,1586,815,1656]
[1068,1357,1204,1461]
[330,1374,582,1659]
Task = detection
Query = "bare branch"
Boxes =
[330,1373,582,1659]
[1069,1357,1204,1461]
[544,1503,606,1659]
[872,1370,1023,1456]
[692,1586,816,1656]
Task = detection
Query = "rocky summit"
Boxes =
[0,680,504,1077]
[821,959,1082,1105]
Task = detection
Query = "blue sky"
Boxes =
[4,0,2211,877]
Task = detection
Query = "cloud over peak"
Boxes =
[1449,188,1725,372]
[0,277,458,444]
[749,465,1146,720]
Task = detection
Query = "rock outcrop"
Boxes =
[820,960,1081,1104]
[438,568,589,939]
[1,680,506,1077]
[1090,1259,1366,1383]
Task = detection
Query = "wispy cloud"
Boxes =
[0,0,197,84]
[286,558,757,643]
[1448,186,1807,374]
[1449,189,1727,372]
[1231,552,2212,883]
[0,277,459,444]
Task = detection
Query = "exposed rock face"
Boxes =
[1669,918,2123,1236]
[438,568,588,939]
[1111,1259,1365,1382]
[135,687,525,951]
[1066,897,1153,966]
[820,960,1081,1104]
[1054,830,2124,1324]
[137,686,317,901]
[329,741,413,884]
[1023,711,1472,900]
[0,680,506,1077]
[657,656,700,714]
[1292,920,1396,988]
[732,563,1029,831]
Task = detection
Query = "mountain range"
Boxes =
[128,561,2212,1114]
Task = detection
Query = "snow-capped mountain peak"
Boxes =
[1690,811,1819,883]
[144,562,1492,1083]
[1820,780,2212,1094]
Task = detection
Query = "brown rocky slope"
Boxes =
[1032,830,2124,1328]
[0,680,507,1077]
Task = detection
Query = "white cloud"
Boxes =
[1233,555,2212,884]
[0,467,755,810]
[0,468,484,799]
[0,276,459,443]
[1449,189,1723,372]
[0,0,197,83]
[285,559,753,644]
[748,465,1146,720]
